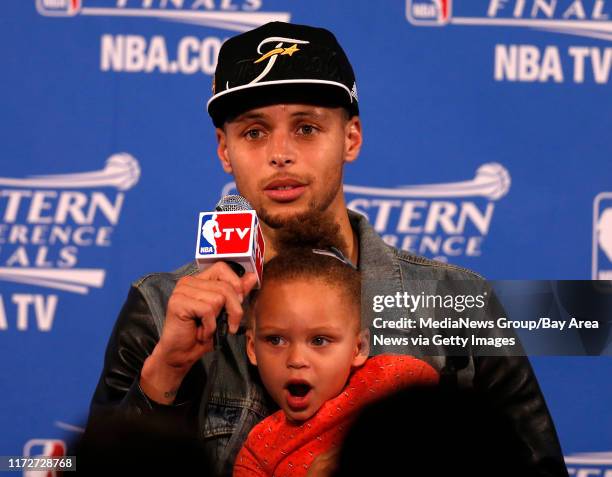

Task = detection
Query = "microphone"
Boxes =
[196,196,265,440]
[195,194,265,344]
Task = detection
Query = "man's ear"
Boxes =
[344,116,362,165]
[216,127,233,174]
[352,328,370,367]
[246,329,258,366]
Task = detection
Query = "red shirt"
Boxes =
[233,355,439,477]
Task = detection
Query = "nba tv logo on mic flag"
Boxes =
[198,212,252,255]
[196,210,264,287]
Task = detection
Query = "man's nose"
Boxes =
[287,343,308,369]
[268,130,295,168]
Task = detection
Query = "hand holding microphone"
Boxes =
[140,195,264,405]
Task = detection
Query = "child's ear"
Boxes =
[352,328,370,367]
[246,329,258,366]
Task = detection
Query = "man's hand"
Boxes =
[140,263,258,404]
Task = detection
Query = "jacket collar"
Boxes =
[348,209,404,291]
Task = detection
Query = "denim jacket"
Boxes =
[88,211,568,477]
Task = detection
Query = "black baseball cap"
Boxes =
[207,22,359,127]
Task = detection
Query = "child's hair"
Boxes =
[247,245,361,329]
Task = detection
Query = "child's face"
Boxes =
[246,278,368,422]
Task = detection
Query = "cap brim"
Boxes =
[207,80,358,127]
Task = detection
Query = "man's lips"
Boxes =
[284,380,313,411]
[263,179,307,202]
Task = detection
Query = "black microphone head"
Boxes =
[215,194,253,212]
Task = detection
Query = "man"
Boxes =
[88,22,567,476]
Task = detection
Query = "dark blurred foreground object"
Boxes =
[334,385,565,477]
[75,410,212,475]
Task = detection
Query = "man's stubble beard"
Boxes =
[255,169,348,253]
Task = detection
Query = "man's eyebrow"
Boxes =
[231,111,267,123]
[291,110,326,120]
[232,111,268,123]
[229,108,329,125]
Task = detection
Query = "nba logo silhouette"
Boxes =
[593,193,612,279]
[406,0,451,25]
[199,213,222,254]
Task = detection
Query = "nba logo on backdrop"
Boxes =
[36,0,81,16]
[406,0,451,25]
[593,193,612,279]
[23,438,66,476]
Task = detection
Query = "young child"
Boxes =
[233,247,439,477]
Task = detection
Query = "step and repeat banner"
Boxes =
[1,0,611,473]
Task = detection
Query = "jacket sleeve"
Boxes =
[86,286,199,426]
[473,354,568,477]
[474,288,568,477]
[437,283,568,477]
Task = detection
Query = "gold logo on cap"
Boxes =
[249,37,310,84]
[254,43,300,64]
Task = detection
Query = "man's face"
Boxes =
[216,103,362,229]
[247,278,367,422]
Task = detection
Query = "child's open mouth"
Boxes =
[285,380,312,411]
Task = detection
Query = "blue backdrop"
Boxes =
[1,0,611,473]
